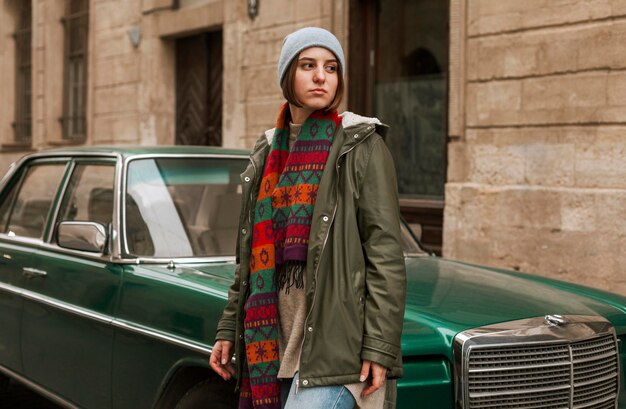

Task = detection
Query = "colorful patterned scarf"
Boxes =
[239,103,341,409]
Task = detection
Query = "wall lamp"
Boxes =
[248,0,259,19]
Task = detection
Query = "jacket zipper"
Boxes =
[296,126,374,390]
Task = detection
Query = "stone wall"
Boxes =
[223,0,347,148]
[0,0,17,149]
[91,0,143,145]
[445,0,626,294]
[0,0,349,173]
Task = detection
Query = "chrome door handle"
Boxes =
[22,267,47,278]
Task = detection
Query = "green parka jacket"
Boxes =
[216,111,407,389]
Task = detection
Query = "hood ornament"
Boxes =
[545,314,569,326]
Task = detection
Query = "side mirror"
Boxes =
[57,221,108,253]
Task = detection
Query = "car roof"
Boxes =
[31,145,251,159]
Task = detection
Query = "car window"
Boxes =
[0,178,20,232]
[125,157,246,258]
[56,163,116,228]
[0,163,67,239]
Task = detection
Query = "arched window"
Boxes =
[62,0,89,140]
[13,0,32,142]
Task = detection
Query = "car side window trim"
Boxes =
[47,158,118,245]
[0,168,25,234]
[38,158,121,263]
[0,153,125,261]
[0,161,46,235]
[0,234,49,250]
[121,154,249,259]
[0,158,70,242]
[43,160,76,243]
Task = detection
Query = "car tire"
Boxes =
[175,379,237,409]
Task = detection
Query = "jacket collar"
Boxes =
[261,111,389,147]
[249,132,270,170]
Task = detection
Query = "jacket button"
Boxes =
[354,134,359,138]
[239,334,243,339]
[241,228,247,234]
[302,380,309,386]
[244,177,251,182]
[359,296,365,304]
[322,216,329,222]
[307,326,313,332]
[242,280,247,286]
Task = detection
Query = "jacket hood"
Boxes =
[263,111,388,145]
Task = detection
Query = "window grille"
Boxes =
[61,0,89,140]
[13,1,32,142]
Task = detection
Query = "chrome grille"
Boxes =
[572,335,619,409]
[455,316,620,409]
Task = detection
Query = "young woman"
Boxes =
[210,27,406,409]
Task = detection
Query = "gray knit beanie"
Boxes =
[277,27,345,86]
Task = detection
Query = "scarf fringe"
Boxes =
[276,262,305,293]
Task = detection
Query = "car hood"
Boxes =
[141,257,626,361]
[401,256,626,360]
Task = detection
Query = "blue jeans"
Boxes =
[280,372,356,409]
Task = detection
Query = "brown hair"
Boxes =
[280,55,344,112]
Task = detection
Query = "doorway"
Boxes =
[175,30,223,146]
[349,0,449,254]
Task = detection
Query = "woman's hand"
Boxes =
[209,340,236,380]
[359,360,387,397]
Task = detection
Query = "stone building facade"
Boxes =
[0,0,449,256]
[0,0,347,159]
[445,0,626,294]
[0,0,625,294]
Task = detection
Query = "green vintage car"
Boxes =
[0,146,625,409]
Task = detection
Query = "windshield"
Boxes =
[125,157,246,257]
[124,156,428,259]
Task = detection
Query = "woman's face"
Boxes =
[292,47,339,112]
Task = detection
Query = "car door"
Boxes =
[19,158,120,409]
[0,159,68,376]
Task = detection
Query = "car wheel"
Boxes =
[175,379,237,409]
